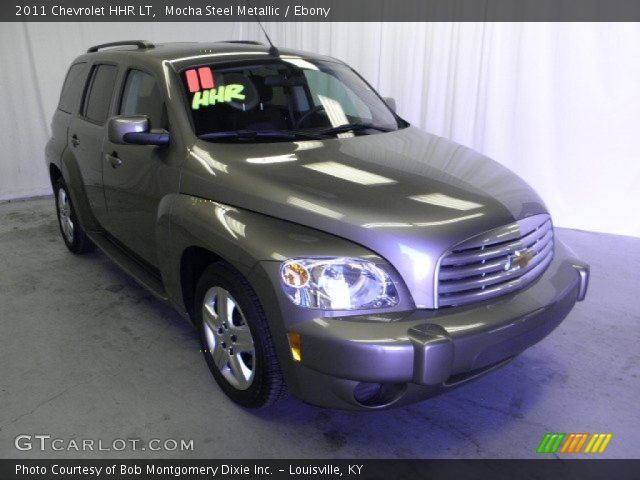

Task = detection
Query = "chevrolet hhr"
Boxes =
[45,40,589,409]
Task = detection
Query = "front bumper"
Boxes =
[285,241,589,409]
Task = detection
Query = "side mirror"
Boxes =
[383,97,397,112]
[108,115,170,146]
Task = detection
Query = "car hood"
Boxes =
[181,126,548,308]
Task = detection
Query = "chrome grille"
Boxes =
[436,214,554,307]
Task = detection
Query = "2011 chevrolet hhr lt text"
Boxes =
[46,40,589,409]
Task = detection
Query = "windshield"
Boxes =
[180,58,403,141]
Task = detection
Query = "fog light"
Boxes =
[287,332,302,362]
[353,382,406,407]
[353,382,382,404]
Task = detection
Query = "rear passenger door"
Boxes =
[102,68,175,268]
[68,63,118,226]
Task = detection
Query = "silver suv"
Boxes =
[46,40,589,409]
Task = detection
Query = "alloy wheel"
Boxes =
[201,286,256,390]
[57,187,74,243]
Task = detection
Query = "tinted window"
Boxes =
[120,70,166,129]
[84,64,117,124]
[181,60,400,140]
[58,62,89,114]
[304,69,372,121]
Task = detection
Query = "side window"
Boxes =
[120,70,166,129]
[83,64,118,124]
[58,62,89,114]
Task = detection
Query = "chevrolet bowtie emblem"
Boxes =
[505,248,535,271]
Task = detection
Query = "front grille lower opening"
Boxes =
[444,357,514,386]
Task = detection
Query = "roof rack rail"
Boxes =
[215,40,265,46]
[87,40,155,53]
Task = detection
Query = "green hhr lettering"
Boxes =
[223,84,245,102]
[191,90,209,110]
[191,84,246,110]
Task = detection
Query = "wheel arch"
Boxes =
[179,246,223,320]
[49,163,63,190]
[56,148,102,231]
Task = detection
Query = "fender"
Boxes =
[157,193,387,388]
[157,193,378,311]
[59,147,102,232]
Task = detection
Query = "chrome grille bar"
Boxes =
[436,214,554,308]
[441,220,552,266]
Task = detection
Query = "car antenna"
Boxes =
[244,0,279,56]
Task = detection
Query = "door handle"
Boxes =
[106,152,122,168]
[71,135,80,147]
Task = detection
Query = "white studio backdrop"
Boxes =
[1,22,639,238]
[0,22,238,202]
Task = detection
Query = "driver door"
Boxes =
[102,68,177,268]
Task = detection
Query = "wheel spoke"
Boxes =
[212,343,228,370]
[202,302,220,329]
[201,322,216,354]
[202,310,216,334]
[229,354,251,388]
[216,290,229,324]
[231,326,254,354]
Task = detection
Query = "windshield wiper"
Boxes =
[199,130,294,141]
[199,129,326,141]
[317,123,394,136]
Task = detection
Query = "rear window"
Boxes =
[83,64,118,124]
[58,62,89,114]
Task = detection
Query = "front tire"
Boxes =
[54,178,94,254]
[195,263,286,408]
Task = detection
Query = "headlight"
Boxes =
[280,257,399,310]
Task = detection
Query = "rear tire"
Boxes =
[195,262,286,408]
[54,178,94,254]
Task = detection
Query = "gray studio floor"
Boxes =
[0,197,638,459]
